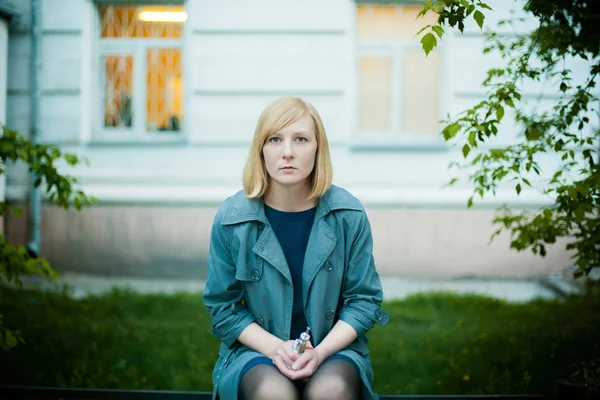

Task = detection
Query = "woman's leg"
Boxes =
[303,359,360,400]
[240,364,300,400]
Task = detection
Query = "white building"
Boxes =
[2,0,579,279]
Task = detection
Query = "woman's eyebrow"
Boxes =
[276,129,310,135]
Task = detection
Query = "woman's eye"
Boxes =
[268,137,280,143]
[295,137,308,142]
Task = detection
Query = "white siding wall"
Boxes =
[185,0,351,145]
[0,16,8,208]
[5,0,588,208]
[6,0,31,202]
[4,0,587,278]
[39,0,85,143]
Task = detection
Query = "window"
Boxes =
[97,5,185,139]
[356,5,442,141]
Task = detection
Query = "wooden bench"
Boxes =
[0,386,546,399]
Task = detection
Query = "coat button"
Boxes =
[325,309,335,319]
[375,310,383,320]
[256,316,264,325]
[251,269,260,280]
[325,261,333,271]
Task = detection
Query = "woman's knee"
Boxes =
[303,374,358,400]
[240,365,300,400]
[252,380,299,400]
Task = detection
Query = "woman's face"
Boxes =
[262,113,318,191]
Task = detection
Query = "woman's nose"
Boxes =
[282,140,294,158]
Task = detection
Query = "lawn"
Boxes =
[0,283,598,398]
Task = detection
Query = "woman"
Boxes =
[203,96,389,400]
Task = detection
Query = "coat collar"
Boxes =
[220,184,362,225]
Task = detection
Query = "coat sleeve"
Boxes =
[202,200,255,348]
[338,210,390,337]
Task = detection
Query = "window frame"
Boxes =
[353,3,449,150]
[92,3,187,143]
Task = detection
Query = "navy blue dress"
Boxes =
[238,204,355,385]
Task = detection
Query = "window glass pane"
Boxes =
[359,57,391,132]
[146,48,182,132]
[402,49,441,135]
[104,55,133,128]
[357,5,437,40]
[100,6,184,38]
[396,6,438,41]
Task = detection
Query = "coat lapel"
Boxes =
[221,191,293,283]
[221,185,363,295]
[302,215,337,306]
[253,223,292,283]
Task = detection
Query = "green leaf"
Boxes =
[551,170,563,182]
[443,122,461,140]
[554,139,564,151]
[5,330,17,349]
[496,105,505,121]
[467,196,474,208]
[560,82,568,92]
[432,25,444,38]
[574,207,585,221]
[468,131,477,146]
[526,126,542,141]
[416,24,431,36]
[63,153,78,166]
[473,10,485,29]
[478,2,493,11]
[462,144,471,158]
[516,183,522,195]
[421,32,437,56]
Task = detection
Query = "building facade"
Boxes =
[2,0,579,279]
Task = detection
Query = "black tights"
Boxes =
[240,359,360,400]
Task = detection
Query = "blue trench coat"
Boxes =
[202,185,390,400]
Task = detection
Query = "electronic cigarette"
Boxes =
[292,327,311,354]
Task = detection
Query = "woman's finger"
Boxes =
[289,363,313,380]
[284,340,300,362]
[273,356,296,380]
[292,353,310,371]
[276,348,295,369]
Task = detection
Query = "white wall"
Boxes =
[4,0,582,278]
[4,0,588,209]
[185,0,351,145]
[0,16,8,210]
[6,0,31,202]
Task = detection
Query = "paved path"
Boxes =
[13,271,581,303]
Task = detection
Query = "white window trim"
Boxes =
[92,5,186,143]
[354,6,449,149]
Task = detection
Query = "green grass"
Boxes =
[0,284,599,397]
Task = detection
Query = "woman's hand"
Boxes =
[272,340,312,372]
[273,346,324,381]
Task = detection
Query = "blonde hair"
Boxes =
[242,96,332,199]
